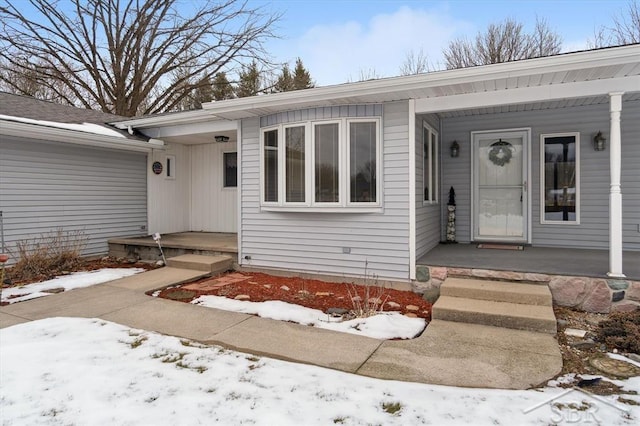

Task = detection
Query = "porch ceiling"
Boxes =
[437,92,640,118]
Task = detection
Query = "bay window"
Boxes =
[260,118,380,210]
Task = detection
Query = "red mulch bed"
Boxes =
[154,271,432,320]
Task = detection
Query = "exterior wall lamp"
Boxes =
[593,131,606,151]
[450,140,460,157]
[215,135,230,143]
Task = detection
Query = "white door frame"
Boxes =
[470,128,532,243]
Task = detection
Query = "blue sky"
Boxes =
[254,0,630,85]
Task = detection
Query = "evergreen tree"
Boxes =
[292,58,314,90]
[273,64,294,92]
[236,61,261,98]
[212,72,235,101]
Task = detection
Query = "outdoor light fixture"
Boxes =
[450,140,460,158]
[215,135,230,143]
[593,131,606,151]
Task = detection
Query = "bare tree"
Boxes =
[350,68,382,82]
[443,17,562,69]
[0,0,280,116]
[399,48,430,75]
[589,0,640,47]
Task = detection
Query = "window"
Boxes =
[166,155,176,179]
[285,126,306,202]
[349,121,377,203]
[423,123,438,203]
[263,129,278,203]
[541,132,579,223]
[314,122,340,203]
[223,152,237,188]
[260,118,380,210]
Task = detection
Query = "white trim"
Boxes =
[409,100,417,281]
[422,122,439,205]
[471,128,531,243]
[415,76,640,114]
[236,122,243,266]
[608,92,625,278]
[539,132,581,225]
[194,46,640,120]
[1,120,156,153]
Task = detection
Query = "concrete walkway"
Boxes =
[0,267,562,390]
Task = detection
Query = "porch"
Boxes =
[108,232,238,262]
[417,244,640,280]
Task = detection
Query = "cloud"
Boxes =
[291,6,470,86]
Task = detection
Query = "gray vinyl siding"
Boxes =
[0,137,147,259]
[441,100,640,250]
[261,104,384,126]
[416,113,441,259]
[240,101,411,280]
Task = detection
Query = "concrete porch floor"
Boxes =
[417,244,640,280]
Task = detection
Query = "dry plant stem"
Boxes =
[346,261,389,318]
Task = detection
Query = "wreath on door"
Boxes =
[488,139,513,166]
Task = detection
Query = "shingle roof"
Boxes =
[0,92,126,124]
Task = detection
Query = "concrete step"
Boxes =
[441,277,552,306]
[432,296,557,334]
[166,254,233,274]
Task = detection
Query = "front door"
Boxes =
[472,129,529,242]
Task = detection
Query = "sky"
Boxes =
[252,0,631,85]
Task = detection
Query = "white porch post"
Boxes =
[608,92,625,278]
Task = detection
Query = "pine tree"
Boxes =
[236,61,261,98]
[212,72,234,101]
[292,58,314,90]
[273,64,294,92]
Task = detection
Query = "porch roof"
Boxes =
[112,44,640,144]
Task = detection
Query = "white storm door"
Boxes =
[472,129,529,242]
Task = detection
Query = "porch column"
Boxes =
[608,92,625,278]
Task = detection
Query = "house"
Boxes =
[113,44,639,285]
[0,93,158,260]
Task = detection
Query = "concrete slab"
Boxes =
[106,267,209,292]
[357,320,562,389]
[433,296,557,334]
[101,298,251,341]
[166,254,233,273]
[441,277,552,306]
[0,285,150,320]
[210,316,383,373]
[0,311,30,329]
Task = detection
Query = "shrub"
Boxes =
[9,229,87,283]
[346,261,389,318]
[596,311,640,353]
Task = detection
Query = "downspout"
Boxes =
[608,92,625,277]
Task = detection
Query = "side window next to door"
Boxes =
[224,152,237,188]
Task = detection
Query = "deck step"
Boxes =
[441,277,552,306]
[166,254,233,274]
[432,296,557,334]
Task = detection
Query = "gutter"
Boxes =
[1,120,160,153]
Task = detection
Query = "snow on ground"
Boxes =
[192,295,425,340]
[1,268,144,304]
[1,318,638,426]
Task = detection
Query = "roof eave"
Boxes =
[2,120,158,153]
